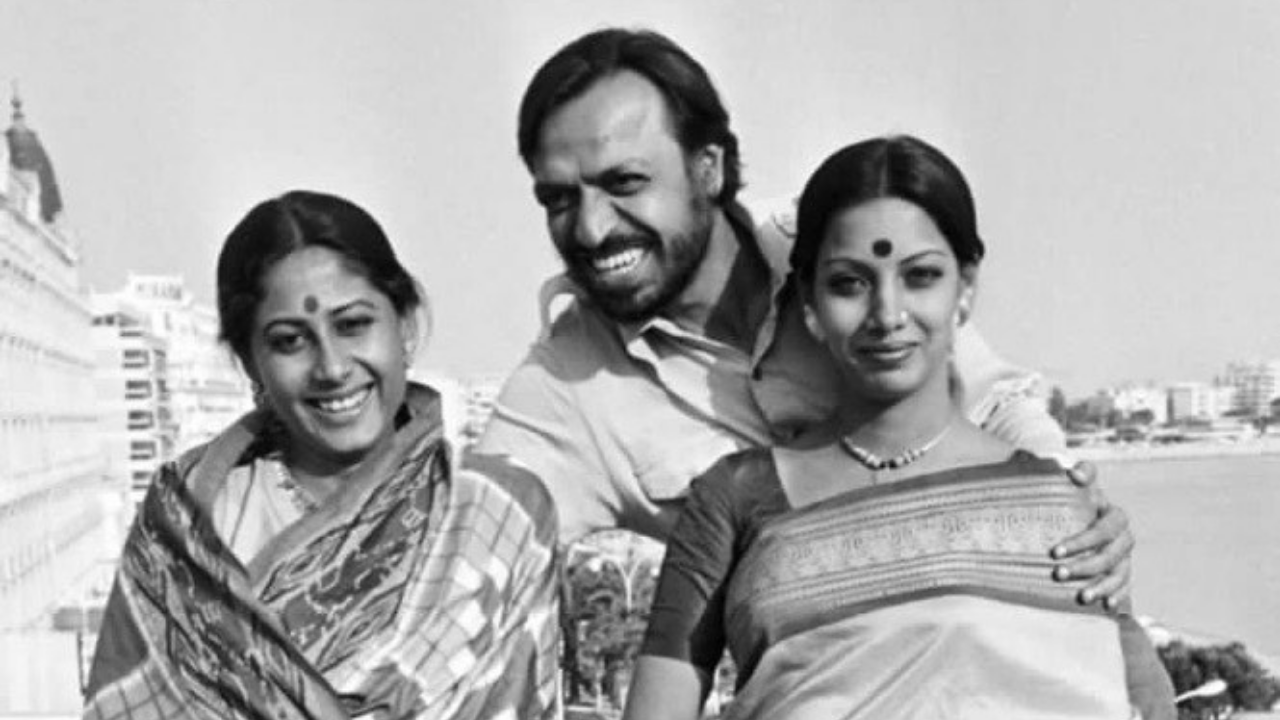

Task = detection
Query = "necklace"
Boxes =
[270,457,320,514]
[838,424,952,474]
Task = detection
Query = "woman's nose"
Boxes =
[869,284,906,331]
[312,337,352,383]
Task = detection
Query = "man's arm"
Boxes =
[954,324,1134,607]
[468,346,618,544]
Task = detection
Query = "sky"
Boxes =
[2,0,1277,396]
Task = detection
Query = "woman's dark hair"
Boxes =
[517,27,743,205]
[791,135,985,287]
[216,190,422,366]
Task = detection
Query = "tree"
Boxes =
[563,552,658,710]
[1159,640,1280,719]
[1048,386,1068,426]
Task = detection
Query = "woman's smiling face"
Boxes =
[806,197,974,405]
[249,246,414,474]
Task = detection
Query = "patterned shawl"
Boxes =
[83,384,559,720]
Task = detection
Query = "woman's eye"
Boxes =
[905,266,944,287]
[826,275,869,296]
[268,333,307,354]
[336,316,374,335]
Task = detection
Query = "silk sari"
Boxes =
[83,385,559,720]
[721,457,1131,720]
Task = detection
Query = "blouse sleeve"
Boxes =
[639,454,745,675]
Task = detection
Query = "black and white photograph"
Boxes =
[1,2,1278,718]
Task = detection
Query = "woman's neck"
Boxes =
[283,432,397,502]
[833,372,961,456]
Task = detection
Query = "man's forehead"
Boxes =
[535,72,677,160]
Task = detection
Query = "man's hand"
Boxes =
[1051,460,1134,611]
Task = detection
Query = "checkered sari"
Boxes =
[83,385,559,720]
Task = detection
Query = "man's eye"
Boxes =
[609,175,647,194]
[536,189,575,214]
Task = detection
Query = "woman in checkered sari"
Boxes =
[83,192,558,720]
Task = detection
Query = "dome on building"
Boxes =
[5,92,64,222]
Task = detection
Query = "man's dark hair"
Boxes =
[517,28,743,205]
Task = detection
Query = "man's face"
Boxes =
[530,71,720,322]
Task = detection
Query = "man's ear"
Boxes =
[692,144,725,198]
[803,303,827,344]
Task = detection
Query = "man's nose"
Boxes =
[574,190,619,248]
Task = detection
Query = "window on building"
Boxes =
[129,440,157,461]
[127,410,154,430]
[123,349,150,369]
[125,380,152,399]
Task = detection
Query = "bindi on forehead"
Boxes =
[303,295,319,313]
[872,239,894,258]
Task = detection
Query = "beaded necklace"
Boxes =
[838,424,952,481]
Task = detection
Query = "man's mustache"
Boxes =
[566,231,657,263]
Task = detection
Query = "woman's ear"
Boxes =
[398,313,421,366]
[956,265,979,326]
[803,303,827,343]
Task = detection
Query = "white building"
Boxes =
[91,295,176,504]
[91,275,252,503]
[1167,382,1238,423]
[1097,383,1169,425]
[0,95,113,633]
[1221,360,1280,418]
[114,275,251,453]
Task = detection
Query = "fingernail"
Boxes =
[1103,597,1116,612]
[1079,590,1094,604]
[1050,546,1064,560]
[1053,566,1070,581]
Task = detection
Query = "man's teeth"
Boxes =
[592,248,644,273]
[314,388,369,413]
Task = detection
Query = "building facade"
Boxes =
[0,95,112,633]
[91,294,176,504]
[1167,382,1238,423]
[1221,360,1280,418]
[92,274,251,504]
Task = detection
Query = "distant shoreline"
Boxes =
[1071,437,1280,464]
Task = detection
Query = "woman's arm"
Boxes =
[625,655,712,720]
[1117,604,1177,720]
[624,457,747,720]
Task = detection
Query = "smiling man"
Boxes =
[469,28,1173,714]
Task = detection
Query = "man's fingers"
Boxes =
[1077,558,1132,611]
[1052,505,1129,559]
[1066,460,1099,488]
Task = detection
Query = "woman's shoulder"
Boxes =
[687,448,789,528]
[693,447,779,494]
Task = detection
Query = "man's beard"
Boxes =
[565,199,715,323]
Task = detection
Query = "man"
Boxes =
[470,27,1171,713]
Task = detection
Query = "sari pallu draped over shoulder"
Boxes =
[722,457,1133,720]
[84,384,560,720]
